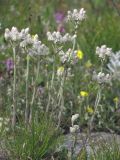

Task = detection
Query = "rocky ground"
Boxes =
[1,132,120,159]
[62,132,120,155]
[0,150,8,160]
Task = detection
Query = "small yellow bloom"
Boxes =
[58,66,64,72]
[76,50,83,60]
[32,34,38,40]
[113,97,119,103]
[85,60,92,68]
[86,106,94,114]
[57,66,64,76]
[80,91,89,97]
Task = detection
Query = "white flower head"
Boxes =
[4,27,49,56]
[58,49,78,64]
[108,51,120,80]
[70,125,79,133]
[4,27,30,42]
[93,71,111,84]
[67,8,86,23]
[96,45,112,60]
[10,27,20,41]
[29,44,49,56]
[47,31,76,44]
[71,114,79,125]
[19,28,30,40]
[20,34,33,47]
[4,28,10,40]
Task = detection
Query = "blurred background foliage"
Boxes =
[0,0,120,61]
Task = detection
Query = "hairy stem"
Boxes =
[25,55,30,125]
[46,56,55,113]
[89,86,101,132]
[57,75,65,129]
[12,47,16,130]
[29,61,40,124]
[70,133,77,160]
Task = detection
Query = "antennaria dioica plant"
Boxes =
[1,3,120,159]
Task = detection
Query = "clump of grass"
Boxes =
[90,137,120,160]
[4,114,61,160]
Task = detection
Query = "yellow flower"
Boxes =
[58,66,64,72]
[85,60,92,68]
[32,34,38,40]
[113,97,119,103]
[57,66,64,76]
[80,91,89,97]
[76,50,83,60]
[86,106,94,114]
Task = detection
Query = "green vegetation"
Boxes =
[0,0,120,159]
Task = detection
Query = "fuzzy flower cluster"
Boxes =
[59,49,75,63]
[28,36,49,56]
[47,31,76,44]
[67,8,86,22]
[107,51,120,80]
[96,45,112,60]
[93,71,111,84]
[70,114,79,134]
[4,27,29,42]
[4,27,49,56]
[58,49,82,64]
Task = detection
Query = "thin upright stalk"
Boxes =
[89,86,101,132]
[25,54,30,124]
[12,47,17,130]
[72,21,77,51]
[88,58,103,132]
[46,55,55,113]
[71,133,77,160]
[57,75,65,129]
[29,84,36,124]
[29,61,40,124]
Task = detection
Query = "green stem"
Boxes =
[71,133,77,160]
[12,47,16,131]
[89,86,101,132]
[29,61,40,124]
[31,104,35,159]
[25,54,30,125]
[57,75,65,129]
[46,55,55,113]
